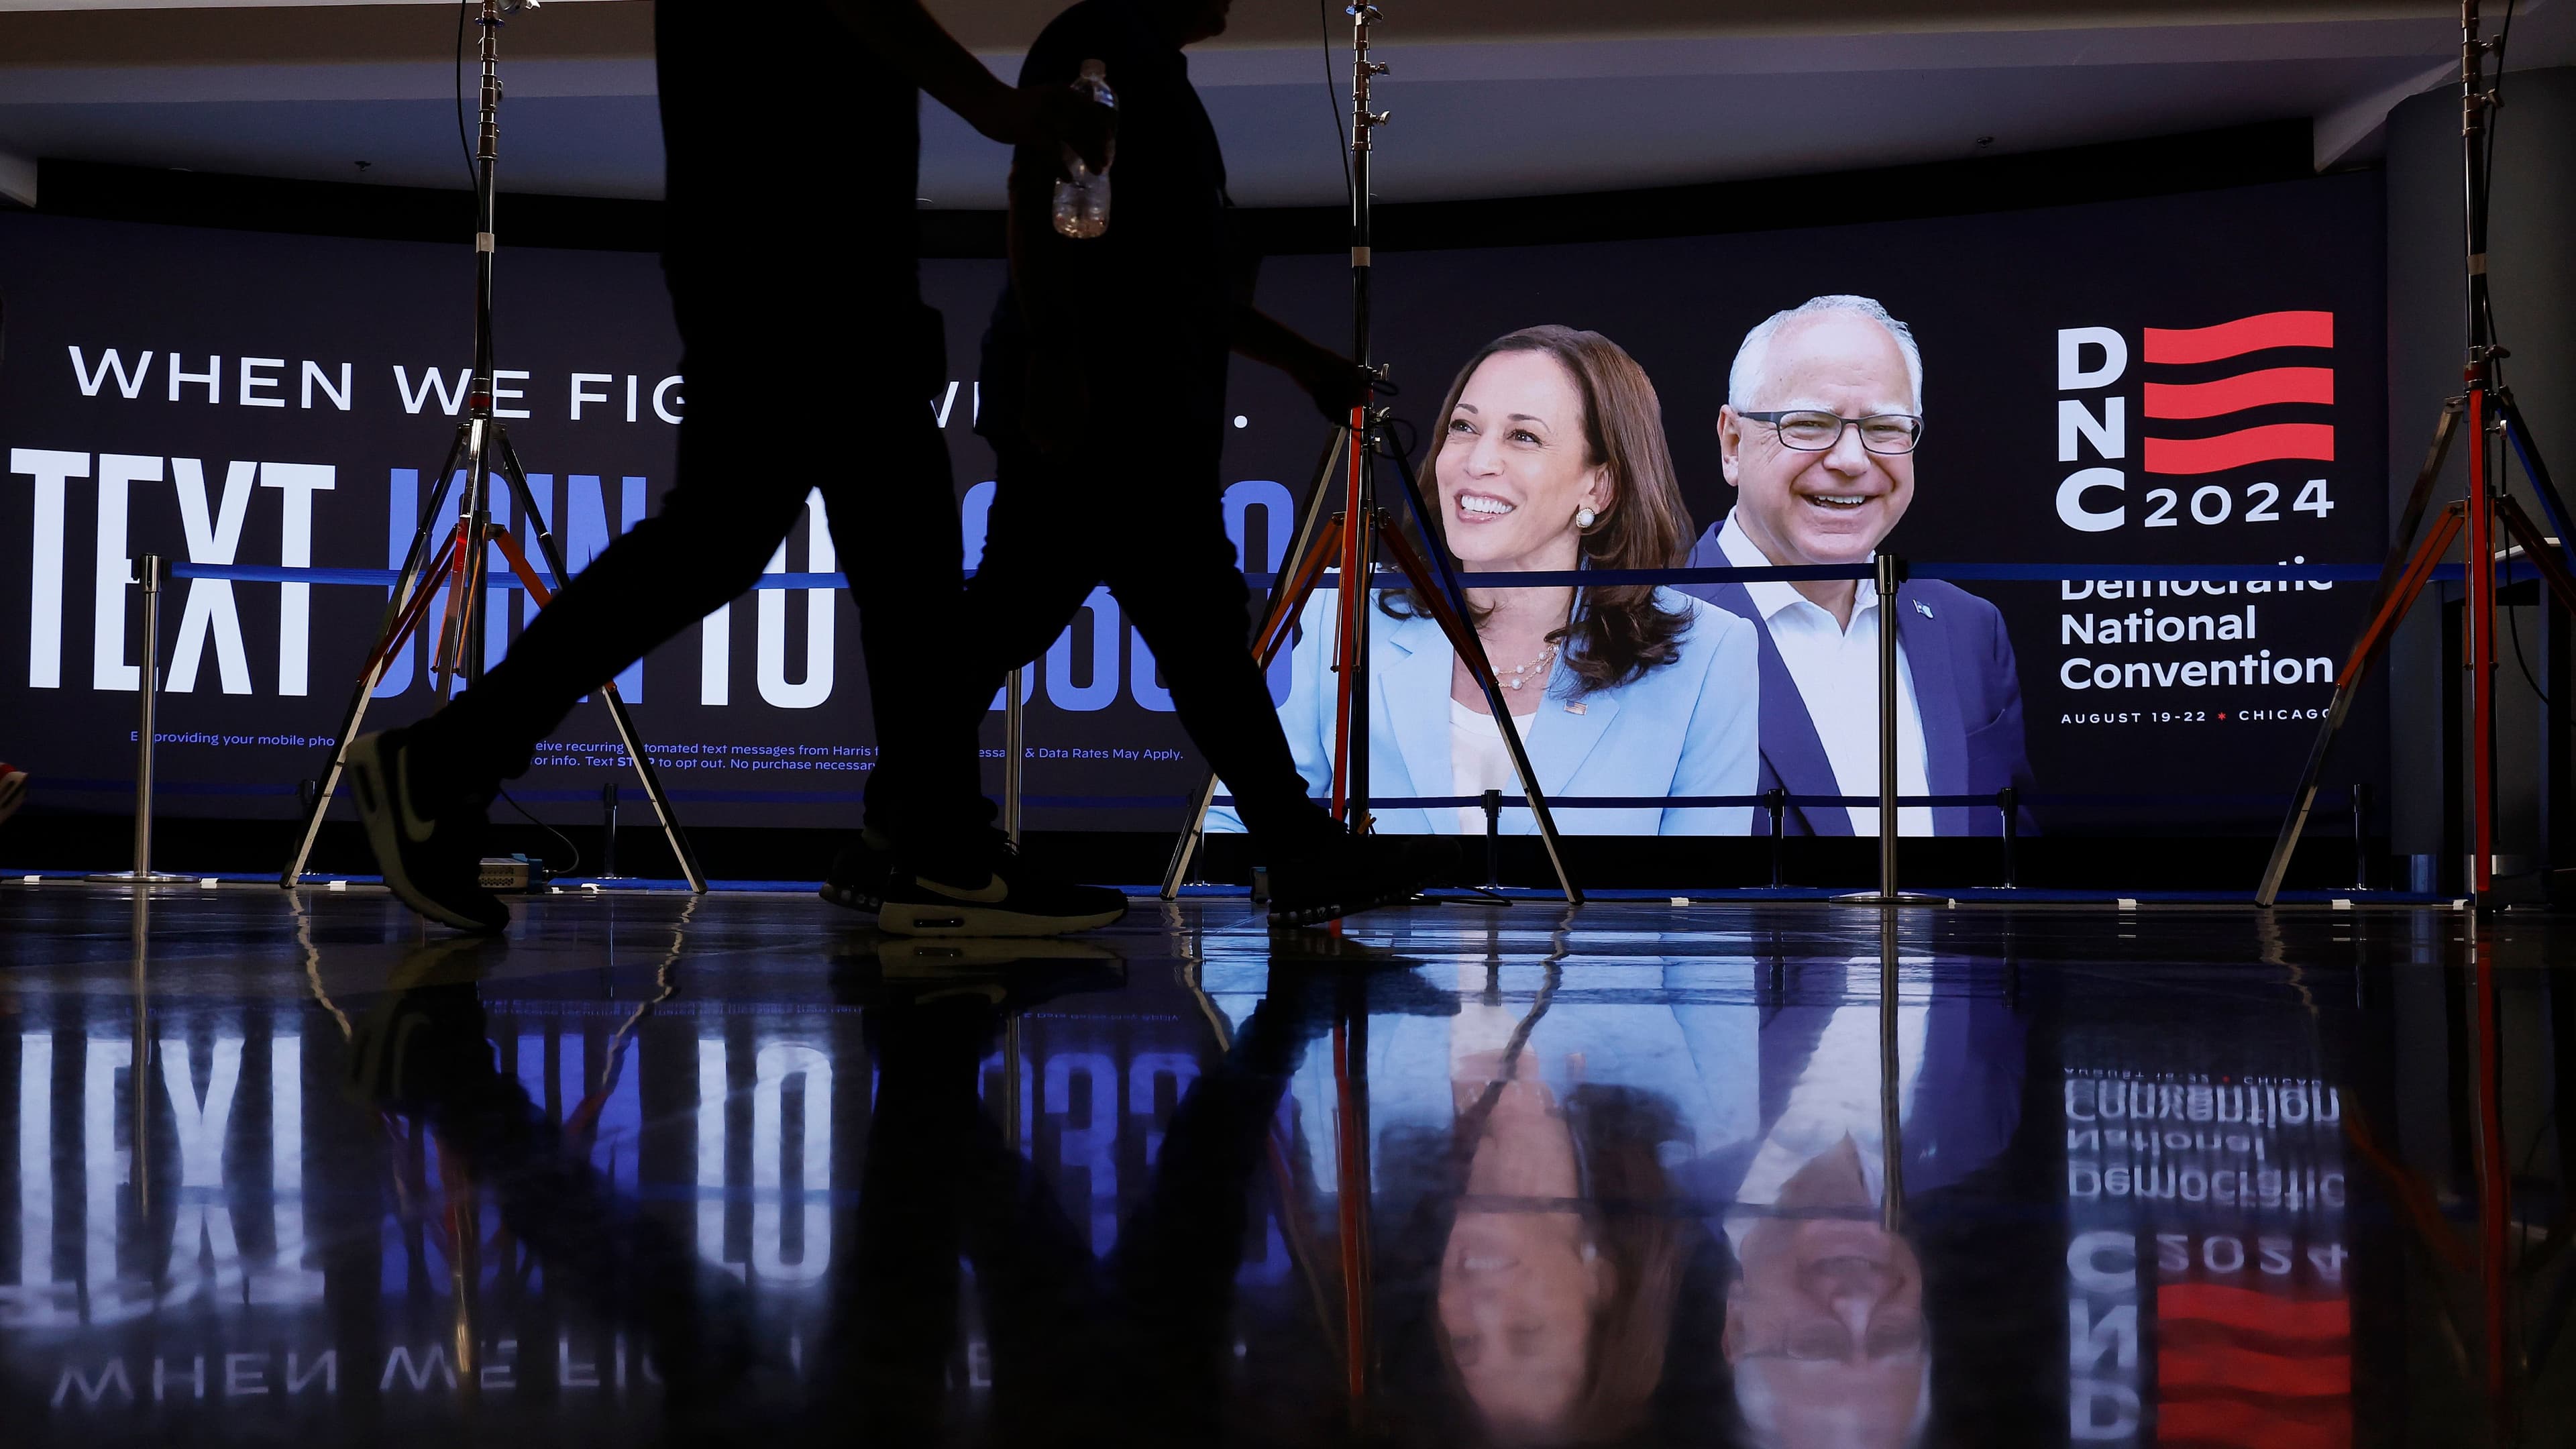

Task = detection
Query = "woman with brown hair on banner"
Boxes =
[1210,324,1759,836]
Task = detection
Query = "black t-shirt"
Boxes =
[981,0,1253,435]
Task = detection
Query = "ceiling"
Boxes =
[0,0,2570,211]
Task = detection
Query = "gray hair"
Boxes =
[1726,294,1925,414]
[1733,1352,1933,1449]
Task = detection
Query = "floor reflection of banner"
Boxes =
[2063,1067,2349,1445]
[3,993,1269,1425]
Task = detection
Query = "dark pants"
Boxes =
[871,439,1334,851]
[419,0,981,863]
[830,992,1307,1446]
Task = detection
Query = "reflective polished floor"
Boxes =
[1,885,2569,1447]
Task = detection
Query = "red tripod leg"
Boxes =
[2255,503,2466,905]
[487,525,554,608]
[1255,514,1345,668]
[1334,444,1369,824]
[2468,391,2496,897]
[431,521,475,688]
[362,533,462,682]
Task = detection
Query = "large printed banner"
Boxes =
[0,174,2386,833]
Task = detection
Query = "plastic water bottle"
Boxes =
[1051,60,1116,239]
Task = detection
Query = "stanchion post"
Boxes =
[1004,665,1026,845]
[132,554,165,878]
[1481,788,1503,890]
[598,781,622,880]
[1875,549,1901,899]
[1877,905,1904,1234]
[1766,786,1786,889]
[93,555,188,886]
[1998,785,2019,889]
[2351,781,2369,892]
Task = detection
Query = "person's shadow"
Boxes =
[816,933,1449,1447]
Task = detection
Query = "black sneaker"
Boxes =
[1265,834,1452,928]
[835,938,1128,1010]
[346,726,508,934]
[345,938,506,1111]
[877,839,1128,938]
[818,829,894,914]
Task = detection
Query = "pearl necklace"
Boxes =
[1498,639,1558,692]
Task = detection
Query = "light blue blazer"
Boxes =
[1208,587,1760,835]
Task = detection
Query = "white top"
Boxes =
[1723,958,1930,1255]
[1449,696,1538,835]
[1716,517,1933,836]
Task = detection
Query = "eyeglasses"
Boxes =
[1739,410,1925,455]
[1739,1315,1927,1364]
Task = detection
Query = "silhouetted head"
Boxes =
[1141,0,1232,46]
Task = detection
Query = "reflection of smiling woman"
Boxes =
[1210,325,1759,835]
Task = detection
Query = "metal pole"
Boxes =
[1876,549,1900,898]
[1877,905,1904,1234]
[2351,781,2369,891]
[1481,788,1502,890]
[2460,0,2499,902]
[95,555,186,885]
[1999,785,2020,889]
[133,555,164,877]
[1336,4,1387,830]
[598,781,623,879]
[1004,666,1026,845]
[1766,786,1786,888]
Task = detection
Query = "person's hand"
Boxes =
[968,83,1114,172]
[1034,84,1116,172]
[1295,347,1376,424]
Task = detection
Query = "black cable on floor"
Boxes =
[497,786,582,879]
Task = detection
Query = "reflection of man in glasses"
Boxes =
[1681,955,2025,1448]
[1680,296,2033,837]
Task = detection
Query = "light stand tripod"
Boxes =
[280,0,704,893]
[2257,0,2576,907]
[1161,3,1581,904]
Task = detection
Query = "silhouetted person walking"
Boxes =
[866,0,1437,930]
[349,0,1122,936]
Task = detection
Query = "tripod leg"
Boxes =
[460,419,500,694]
[280,440,472,888]
[1377,528,1582,906]
[2257,503,2467,904]
[1159,513,1348,900]
[2497,394,2576,577]
[1335,446,1375,826]
[493,431,708,893]
[2500,496,2576,620]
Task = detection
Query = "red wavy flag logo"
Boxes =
[2139,311,2334,476]
[2154,1282,2351,1448]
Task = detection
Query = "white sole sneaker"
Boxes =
[878,898,1129,938]
[347,733,506,933]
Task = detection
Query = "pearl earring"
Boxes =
[1575,505,1597,529]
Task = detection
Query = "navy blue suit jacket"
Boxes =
[1679,521,2037,837]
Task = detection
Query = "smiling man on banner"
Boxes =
[1680,296,2035,837]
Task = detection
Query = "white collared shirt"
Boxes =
[1717,515,1933,836]
[1724,958,1930,1256]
